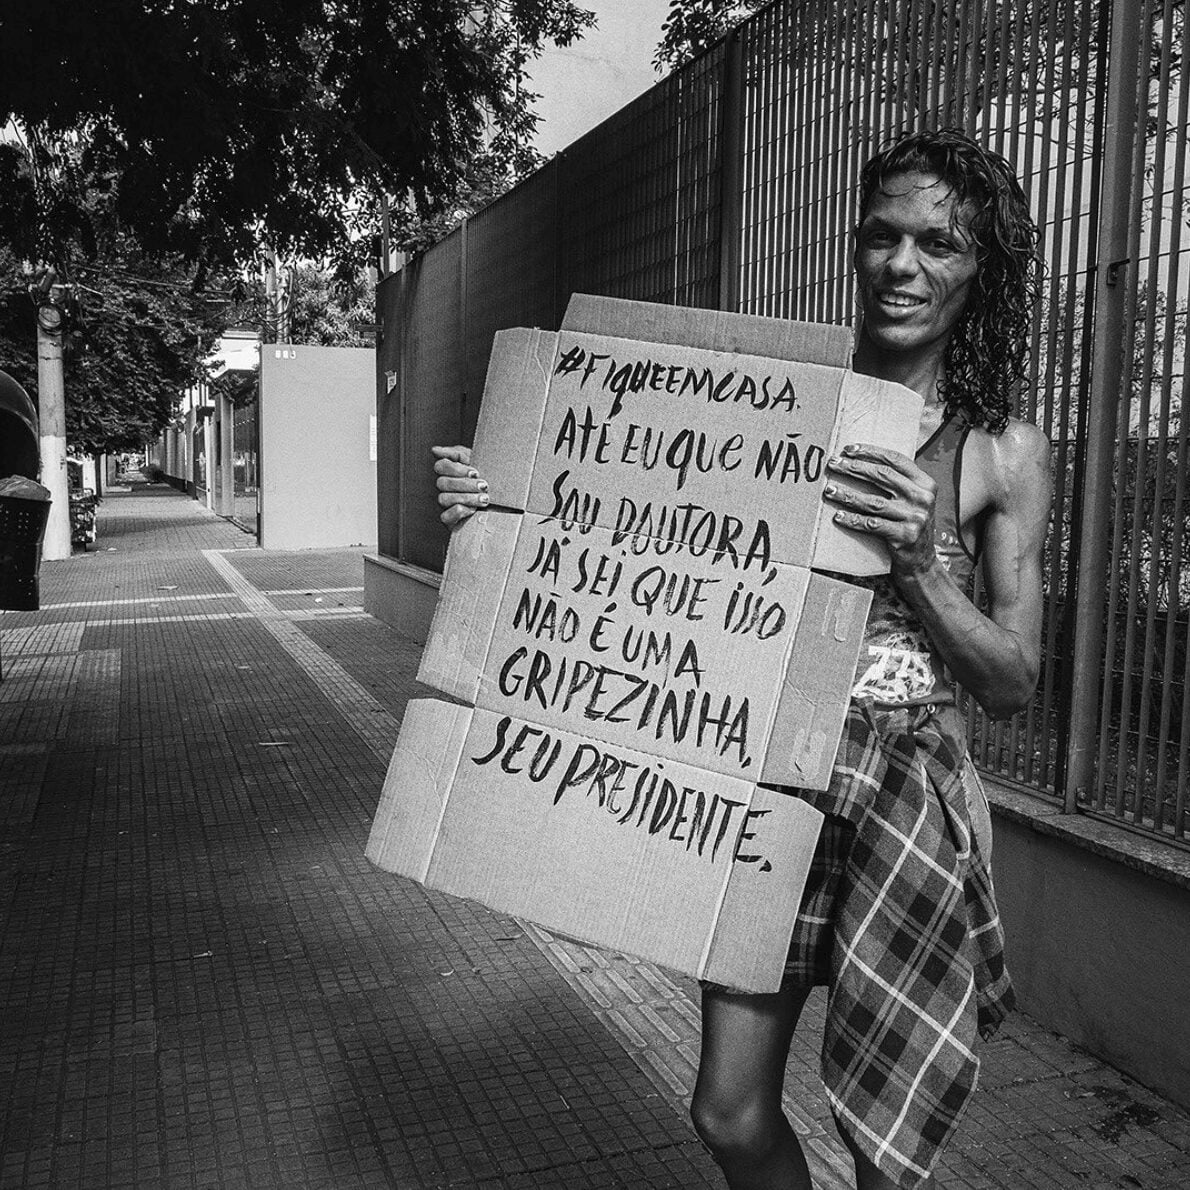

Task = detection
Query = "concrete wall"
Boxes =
[259,345,377,550]
[363,554,440,644]
[987,783,1190,1111]
[157,424,189,491]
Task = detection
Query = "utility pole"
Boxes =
[263,252,277,344]
[35,284,71,560]
[262,248,290,344]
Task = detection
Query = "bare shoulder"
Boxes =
[992,417,1051,466]
[967,417,1052,516]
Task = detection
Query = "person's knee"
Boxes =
[690,1088,780,1163]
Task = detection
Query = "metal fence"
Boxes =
[377,0,1189,842]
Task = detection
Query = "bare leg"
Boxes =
[690,983,814,1190]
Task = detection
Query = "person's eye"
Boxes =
[924,238,958,255]
[863,230,895,247]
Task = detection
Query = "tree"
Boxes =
[222,260,377,347]
[0,241,225,456]
[0,134,227,455]
[0,1,595,271]
[0,3,598,464]
[655,0,766,70]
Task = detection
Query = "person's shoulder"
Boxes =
[965,414,1048,450]
[966,416,1051,510]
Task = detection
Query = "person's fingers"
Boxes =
[831,508,895,536]
[438,491,489,512]
[434,457,478,479]
[441,503,475,527]
[832,443,916,474]
[822,481,905,518]
[828,447,928,499]
[437,476,488,494]
[827,445,932,498]
[432,444,472,466]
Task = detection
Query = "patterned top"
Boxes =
[849,413,984,706]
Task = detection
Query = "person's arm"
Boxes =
[823,421,1052,719]
[432,445,489,527]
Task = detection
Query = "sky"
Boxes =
[527,0,673,156]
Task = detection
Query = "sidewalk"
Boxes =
[1,484,1188,1189]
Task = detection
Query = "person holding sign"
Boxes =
[433,129,1051,1190]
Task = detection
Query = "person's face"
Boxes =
[854,171,979,359]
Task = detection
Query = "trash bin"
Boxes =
[0,370,51,612]
[70,488,98,549]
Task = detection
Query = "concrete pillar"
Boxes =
[36,295,71,560]
[184,409,196,496]
[203,414,214,510]
[217,393,235,516]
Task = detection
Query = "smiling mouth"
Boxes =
[876,292,927,309]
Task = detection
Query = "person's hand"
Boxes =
[433,445,489,527]
[822,443,938,577]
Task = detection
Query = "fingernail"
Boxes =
[841,445,856,456]
[834,511,846,523]
[824,483,836,497]
[477,479,489,492]
[467,469,479,479]
[828,455,842,468]
[479,493,489,506]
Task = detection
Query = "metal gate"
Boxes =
[377,0,1190,842]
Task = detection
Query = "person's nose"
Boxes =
[884,236,919,278]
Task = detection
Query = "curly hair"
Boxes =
[857,129,1042,435]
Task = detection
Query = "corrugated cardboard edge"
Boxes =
[471,328,558,511]
[562,294,852,368]
[417,510,521,702]
[761,574,873,788]
[700,792,824,992]
[365,699,472,881]
[811,371,924,576]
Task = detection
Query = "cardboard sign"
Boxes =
[367,295,922,992]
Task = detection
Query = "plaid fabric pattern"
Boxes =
[794,701,1014,1189]
[782,814,854,986]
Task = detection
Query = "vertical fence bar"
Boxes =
[1126,0,1177,824]
[1154,2,1190,835]
[458,216,469,440]
[1062,0,1147,812]
[396,264,409,562]
[718,31,745,313]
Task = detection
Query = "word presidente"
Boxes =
[473,716,774,868]
[554,343,801,419]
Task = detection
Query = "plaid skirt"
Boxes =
[782,750,994,988]
[782,812,854,987]
[709,701,1015,1190]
